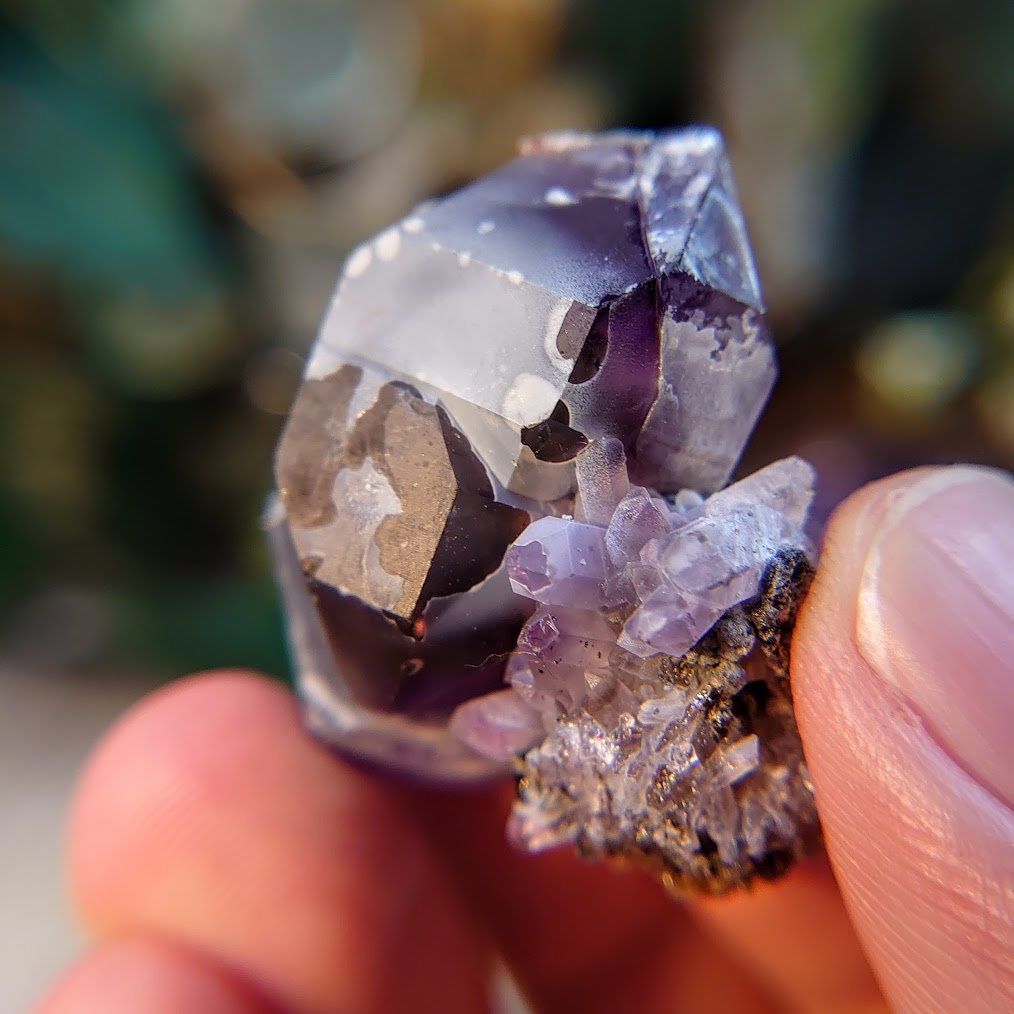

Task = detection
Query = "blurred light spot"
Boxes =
[0,365,102,539]
[709,1,882,321]
[136,0,253,43]
[856,311,977,413]
[415,0,569,101]
[186,108,314,239]
[202,0,419,162]
[94,290,241,399]
[136,0,420,161]
[975,367,1014,458]
[989,252,1014,344]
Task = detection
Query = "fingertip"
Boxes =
[66,670,488,1013]
[689,856,885,1014]
[792,468,1014,1013]
[67,670,298,926]
[35,935,278,1014]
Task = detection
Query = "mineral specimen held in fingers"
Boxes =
[269,126,821,889]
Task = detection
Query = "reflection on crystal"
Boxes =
[302,127,775,498]
[270,127,820,888]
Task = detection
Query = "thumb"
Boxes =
[792,465,1014,1013]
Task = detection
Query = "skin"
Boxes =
[37,469,1014,1013]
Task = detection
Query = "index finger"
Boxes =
[66,671,489,1014]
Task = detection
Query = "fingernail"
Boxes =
[856,466,1014,806]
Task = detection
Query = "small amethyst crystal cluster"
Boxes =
[268,128,821,891]
[453,448,817,890]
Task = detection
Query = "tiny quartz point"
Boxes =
[269,127,821,891]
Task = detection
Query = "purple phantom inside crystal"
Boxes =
[269,127,820,889]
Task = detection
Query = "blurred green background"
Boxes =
[1,0,1011,682]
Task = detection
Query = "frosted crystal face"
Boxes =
[270,128,820,887]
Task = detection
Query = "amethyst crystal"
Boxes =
[269,128,820,890]
[496,446,818,890]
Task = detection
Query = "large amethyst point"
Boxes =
[298,127,775,500]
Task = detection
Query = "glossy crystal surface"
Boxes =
[269,128,820,886]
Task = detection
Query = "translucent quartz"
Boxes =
[269,128,821,887]
[492,452,818,889]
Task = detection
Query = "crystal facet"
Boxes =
[269,127,820,889]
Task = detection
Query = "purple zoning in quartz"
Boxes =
[269,127,820,889]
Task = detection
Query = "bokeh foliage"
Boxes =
[0,0,1010,677]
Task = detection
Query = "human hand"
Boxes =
[36,466,1013,1013]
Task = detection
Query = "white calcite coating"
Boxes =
[545,186,577,206]
[502,373,561,427]
[345,243,373,279]
[374,227,401,261]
